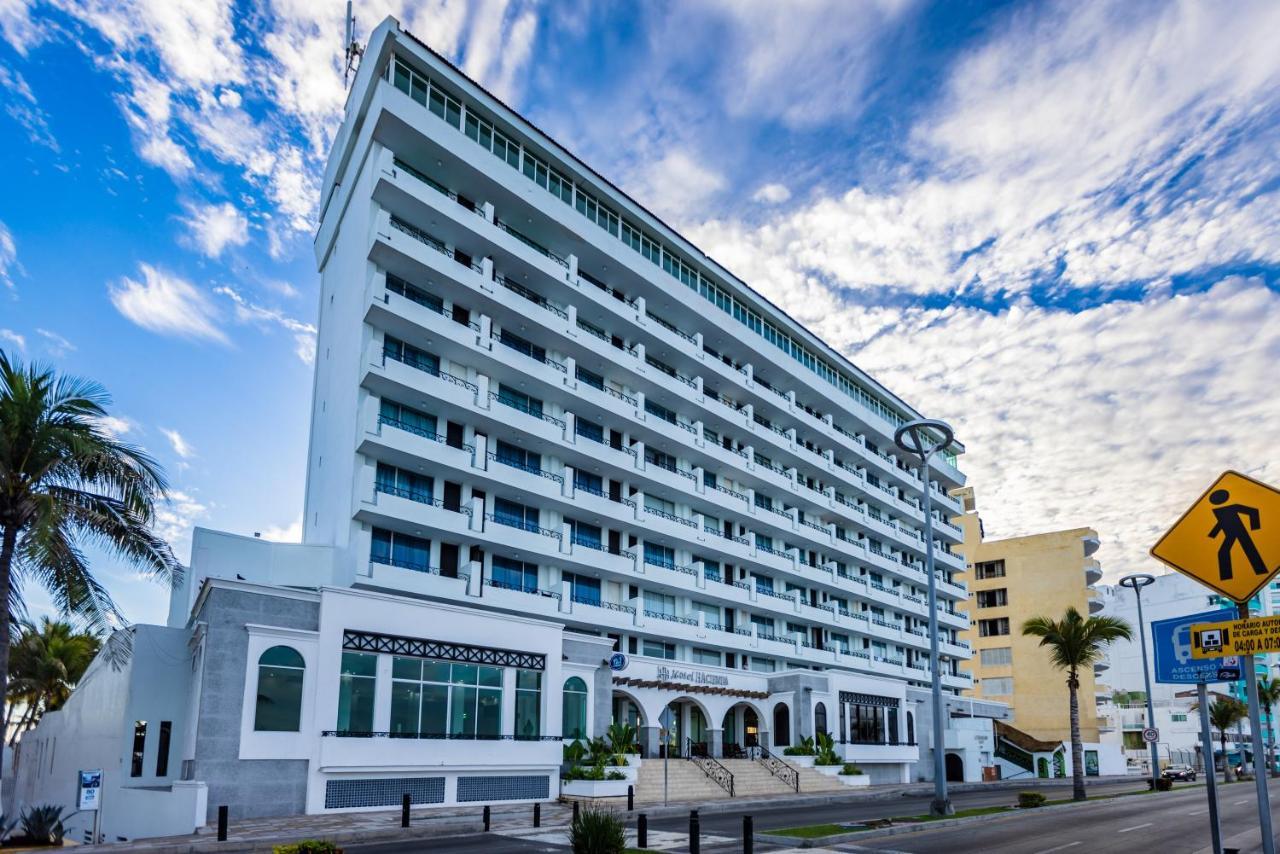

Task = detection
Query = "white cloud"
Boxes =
[841,277,1280,581]
[35,327,75,356]
[0,218,18,291]
[159,427,194,459]
[0,62,58,151]
[109,264,229,344]
[258,515,302,543]
[635,150,726,225]
[0,328,25,351]
[752,183,791,204]
[154,488,207,547]
[214,284,316,364]
[93,414,136,439]
[179,200,249,258]
[0,0,42,54]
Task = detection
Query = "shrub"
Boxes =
[564,739,587,765]
[20,805,65,845]
[814,732,842,766]
[570,807,626,854]
[839,763,864,776]
[274,842,343,854]
[605,722,638,755]
[605,770,626,781]
[1017,791,1046,809]
[784,736,816,756]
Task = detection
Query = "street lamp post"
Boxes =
[1119,573,1159,791]
[894,418,955,818]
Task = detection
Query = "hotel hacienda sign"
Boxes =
[655,665,730,687]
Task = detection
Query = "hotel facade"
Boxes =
[11,17,984,842]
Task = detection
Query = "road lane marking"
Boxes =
[1188,809,1207,815]
[1033,843,1081,854]
[1118,823,1153,833]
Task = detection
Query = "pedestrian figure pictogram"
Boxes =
[1208,489,1268,580]
[1152,470,1280,604]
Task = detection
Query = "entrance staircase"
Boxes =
[633,755,845,803]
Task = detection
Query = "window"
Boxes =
[643,640,676,659]
[975,560,1006,579]
[979,647,1013,667]
[380,398,437,438]
[130,721,147,777]
[492,555,538,592]
[370,528,432,572]
[568,519,602,550]
[337,652,377,733]
[516,670,542,739]
[692,647,720,665]
[375,462,434,503]
[390,658,502,738]
[495,439,541,474]
[496,384,543,419]
[849,702,886,744]
[978,618,1010,637]
[575,418,604,444]
[814,702,827,736]
[976,588,1008,608]
[563,676,589,739]
[494,497,540,532]
[983,677,1013,696]
[383,335,439,374]
[564,571,601,605]
[643,542,675,570]
[644,591,675,615]
[254,645,305,731]
[574,470,603,494]
[155,721,172,776]
[749,657,776,673]
[1171,713,1188,722]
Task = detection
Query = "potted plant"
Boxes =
[783,735,817,767]
[813,732,844,775]
[606,721,640,767]
[837,762,871,787]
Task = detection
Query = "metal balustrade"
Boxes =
[484,578,561,598]
[375,484,473,515]
[489,392,567,428]
[487,452,564,484]
[382,346,480,392]
[494,219,569,268]
[485,513,562,539]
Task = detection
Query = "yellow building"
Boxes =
[953,487,1104,744]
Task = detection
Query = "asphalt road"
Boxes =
[643,777,1156,837]
[848,777,1280,854]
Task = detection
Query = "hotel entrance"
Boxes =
[659,699,709,757]
[721,703,761,758]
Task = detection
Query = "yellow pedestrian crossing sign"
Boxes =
[1151,470,1280,603]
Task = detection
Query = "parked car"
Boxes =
[1162,764,1197,782]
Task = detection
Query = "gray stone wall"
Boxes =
[191,586,320,822]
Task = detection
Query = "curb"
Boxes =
[754,787,1183,848]
[80,820,485,853]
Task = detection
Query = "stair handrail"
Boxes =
[685,737,734,797]
[755,744,800,792]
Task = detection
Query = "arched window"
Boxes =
[773,702,791,747]
[562,676,589,740]
[814,702,827,736]
[255,646,305,732]
[906,711,915,745]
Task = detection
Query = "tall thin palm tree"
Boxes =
[1022,607,1132,801]
[6,618,100,743]
[0,351,181,776]
[1203,696,1248,782]
[1256,676,1280,777]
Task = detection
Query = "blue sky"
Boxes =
[1,0,1278,628]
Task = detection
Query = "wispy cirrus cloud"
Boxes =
[0,218,19,292]
[179,199,249,258]
[108,263,228,344]
[214,284,316,364]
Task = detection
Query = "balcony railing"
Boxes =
[490,393,567,428]
[375,484,473,515]
[382,346,478,393]
[389,215,484,274]
[488,452,564,484]
[495,219,568,268]
[485,578,561,598]
[494,273,569,320]
[486,514,562,539]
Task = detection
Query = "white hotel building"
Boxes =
[11,17,983,842]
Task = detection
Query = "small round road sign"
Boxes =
[1142,727,1159,744]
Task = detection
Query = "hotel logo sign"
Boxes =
[656,665,730,687]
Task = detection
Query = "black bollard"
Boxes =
[743,815,753,854]
[216,805,228,842]
[573,799,580,824]
[534,802,541,828]
[483,804,491,832]
[627,784,634,812]
[689,809,700,854]
[402,793,411,828]
[637,813,648,849]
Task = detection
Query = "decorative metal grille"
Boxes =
[456,774,549,802]
[341,630,545,670]
[839,691,898,707]
[324,776,445,809]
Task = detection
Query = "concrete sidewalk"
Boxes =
[76,775,1142,852]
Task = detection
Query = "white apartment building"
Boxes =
[12,17,983,841]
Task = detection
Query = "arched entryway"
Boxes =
[659,696,711,757]
[721,703,762,757]
[945,752,965,782]
[773,702,791,747]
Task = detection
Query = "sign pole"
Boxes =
[1239,602,1275,854]
[1198,679,1224,854]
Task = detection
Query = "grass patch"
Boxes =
[889,805,1013,823]
[769,823,868,839]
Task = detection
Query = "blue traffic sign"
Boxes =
[1152,608,1241,684]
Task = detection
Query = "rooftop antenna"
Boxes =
[343,1,365,88]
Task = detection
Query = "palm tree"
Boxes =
[1203,697,1248,782]
[1022,607,1132,801]
[0,351,181,776]
[1256,677,1280,778]
[6,618,100,742]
